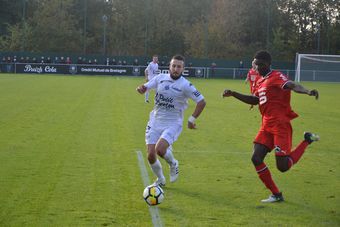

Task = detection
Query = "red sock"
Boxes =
[289,140,309,165]
[255,163,280,195]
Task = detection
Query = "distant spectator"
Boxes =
[82,57,86,64]
[19,57,25,63]
[13,56,17,63]
[238,60,244,77]
[239,60,244,68]
[32,57,37,63]
[54,57,59,64]
[117,60,122,65]
[25,56,30,63]
[77,57,83,64]
[93,59,98,64]
[211,62,217,77]
[122,60,127,65]
[88,59,92,64]
[66,57,72,64]
[1,57,6,63]
[41,56,45,64]
[60,56,65,64]
[111,58,116,65]
[133,58,139,66]
[106,58,110,66]
[6,56,12,63]
[46,57,52,63]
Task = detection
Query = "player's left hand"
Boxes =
[222,89,233,98]
[188,121,196,129]
[309,89,319,100]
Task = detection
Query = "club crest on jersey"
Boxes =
[165,85,170,90]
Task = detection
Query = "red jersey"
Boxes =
[247,69,260,94]
[254,70,298,125]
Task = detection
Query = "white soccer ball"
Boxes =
[143,185,164,206]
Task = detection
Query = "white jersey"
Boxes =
[145,74,204,125]
[146,62,159,80]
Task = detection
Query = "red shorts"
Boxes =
[254,121,292,156]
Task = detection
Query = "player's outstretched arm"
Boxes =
[144,69,148,82]
[188,99,206,129]
[284,81,319,100]
[222,89,259,105]
[136,85,147,94]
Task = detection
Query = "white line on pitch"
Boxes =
[136,150,163,227]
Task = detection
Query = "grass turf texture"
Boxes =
[0,74,339,226]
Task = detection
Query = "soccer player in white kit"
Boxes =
[144,55,159,103]
[136,55,206,187]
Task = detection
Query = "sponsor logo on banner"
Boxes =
[69,65,77,74]
[80,66,127,74]
[195,68,204,77]
[160,69,189,76]
[132,67,140,76]
[24,64,57,73]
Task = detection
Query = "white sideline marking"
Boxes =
[136,150,163,227]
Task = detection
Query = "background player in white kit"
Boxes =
[136,55,206,187]
[144,55,159,103]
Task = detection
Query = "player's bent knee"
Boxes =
[251,155,263,166]
[276,164,289,172]
[276,156,290,172]
[147,152,157,163]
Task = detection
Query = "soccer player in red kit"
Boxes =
[222,50,320,203]
[245,61,260,94]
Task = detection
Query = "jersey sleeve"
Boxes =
[144,75,158,90]
[272,72,290,88]
[145,63,151,74]
[184,81,204,103]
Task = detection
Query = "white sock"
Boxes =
[150,159,165,179]
[145,91,149,101]
[163,146,175,165]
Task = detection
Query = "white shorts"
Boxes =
[145,120,183,145]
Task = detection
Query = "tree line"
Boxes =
[0,0,339,61]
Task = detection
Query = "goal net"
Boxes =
[295,54,340,82]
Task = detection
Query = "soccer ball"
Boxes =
[143,185,164,206]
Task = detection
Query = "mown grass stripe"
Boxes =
[136,150,163,227]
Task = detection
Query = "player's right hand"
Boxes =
[222,89,233,98]
[187,121,196,129]
[136,85,147,94]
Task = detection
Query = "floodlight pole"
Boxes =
[203,16,208,58]
[317,23,321,54]
[144,0,150,56]
[102,14,108,56]
[266,0,270,50]
[22,0,27,51]
[83,0,87,54]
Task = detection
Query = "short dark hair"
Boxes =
[171,54,185,63]
[254,50,272,65]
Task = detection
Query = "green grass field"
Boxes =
[0,73,339,226]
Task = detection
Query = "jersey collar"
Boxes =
[170,74,182,80]
[263,70,273,79]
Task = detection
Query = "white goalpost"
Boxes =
[295,53,340,82]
